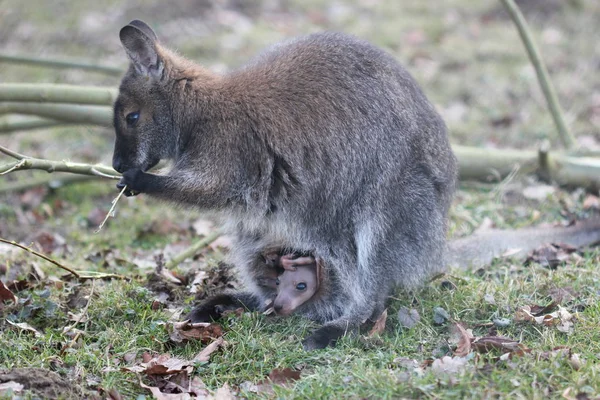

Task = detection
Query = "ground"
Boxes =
[1,0,599,399]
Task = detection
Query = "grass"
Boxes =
[1,0,600,398]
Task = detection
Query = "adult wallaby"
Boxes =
[113,19,457,350]
[111,20,600,351]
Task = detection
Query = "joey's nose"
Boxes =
[273,303,283,313]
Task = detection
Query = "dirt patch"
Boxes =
[0,368,88,400]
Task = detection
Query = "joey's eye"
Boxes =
[275,278,280,286]
[296,282,307,291]
[125,111,140,127]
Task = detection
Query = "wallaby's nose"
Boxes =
[113,158,124,173]
[273,303,283,313]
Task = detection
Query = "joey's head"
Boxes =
[273,264,319,316]
[112,20,178,173]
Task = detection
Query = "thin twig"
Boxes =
[0,145,120,178]
[500,0,576,150]
[0,237,80,278]
[0,144,28,160]
[95,185,128,233]
[75,271,129,280]
[63,280,96,335]
[166,230,222,269]
[1,238,129,280]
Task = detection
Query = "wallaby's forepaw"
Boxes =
[117,169,145,196]
[302,325,346,351]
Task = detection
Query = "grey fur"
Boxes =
[113,20,457,349]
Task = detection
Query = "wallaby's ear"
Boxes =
[119,20,163,79]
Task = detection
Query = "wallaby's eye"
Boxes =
[296,282,307,291]
[275,278,280,286]
[125,111,140,127]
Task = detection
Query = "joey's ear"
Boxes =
[119,20,163,79]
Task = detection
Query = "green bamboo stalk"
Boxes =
[0,83,117,105]
[0,117,66,134]
[166,230,222,269]
[500,0,576,150]
[0,102,112,126]
[0,54,122,76]
[0,174,97,193]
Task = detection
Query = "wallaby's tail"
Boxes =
[446,218,600,269]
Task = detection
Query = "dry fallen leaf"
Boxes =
[126,354,192,375]
[538,347,584,371]
[515,305,575,333]
[582,194,600,210]
[161,268,185,285]
[471,336,529,356]
[189,271,209,294]
[246,367,302,396]
[6,320,42,337]
[526,243,578,268]
[547,287,576,304]
[452,323,474,357]
[213,383,236,400]
[0,281,17,305]
[267,368,302,385]
[170,320,224,344]
[368,309,388,336]
[193,337,225,363]
[139,380,193,400]
[528,301,557,316]
[67,311,89,324]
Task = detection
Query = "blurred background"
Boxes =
[2,0,599,151]
[0,0,599,242]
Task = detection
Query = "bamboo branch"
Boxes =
[0,83,117,105]
[166,230,222,269]
[0,174,97,193]
[1,117,66,134]
[0,102,112,126]
[0,237,80,278]
[454,145,600,189]
[0,54,122,76]
[1,145,598,193]
[500,0,576,150]
[0,238,129,280]
[0,144,119,178]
